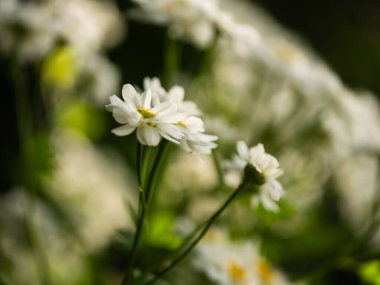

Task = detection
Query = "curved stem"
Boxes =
[145,184,245,285]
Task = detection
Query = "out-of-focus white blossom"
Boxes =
[0,0,59,60]
[131,0,220,48]
[56,0,124,51]
[193,228,300,285]
[0,0,125,61]
[226,141,285,211]
[50,131,133,250]
[334,154,378,230]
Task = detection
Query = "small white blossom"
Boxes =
[143,77,218,155]
[108,78,217,154]
[177,116,218,155]
[227,141,285,211]
[106,84,184,146]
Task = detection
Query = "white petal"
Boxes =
[111,125,136,136]
[151,101,176,115]
[109,95,125,106]
[141,89,152,109]
[180,101,201,116]
[137,125,161,146]
[112,108,129,124]
[266,178,284,201]
[168,86,185,102]
[260,192,279,211]
[122,84,138,101]
[184,116,204,132]
[237,141,249,161]
[157,123,184,141]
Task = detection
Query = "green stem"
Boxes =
[12,62,52,285]
[163,34,181,89]
[145,141,169,204]
[122,142,145,285]
[145,184,246,285]
[212,150,225,187]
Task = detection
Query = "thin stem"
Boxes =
[12,62,52,285]
[145,184,246,285]
[122,142,145,285]
[136,143,143,186]
[212,150,225,187]
[145,141,169,204]
[163,35,180,89]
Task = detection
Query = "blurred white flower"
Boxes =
[56,0,125,51]
[227,141,285,211]
[166,153,218,192]
[0,0,125,61]
[131,0,220,48]
[0,0,59,60]
[193,228,299,285]
[106,84,184,146]
[50,131,133,251]
[78,51,121,105]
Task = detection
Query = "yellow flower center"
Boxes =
[228,260,246,282]
[274,43,296,62]
[176,121,187,128]
[138,108,156,119]
[256,259,274,284]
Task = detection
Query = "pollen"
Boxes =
[138,108,156,119]
[176,121,187,128]
[256,259,274,284]
[228,260,246,282]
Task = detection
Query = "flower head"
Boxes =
[143,77,218,155]
[177,116,218,155]
[107,78,218,155]
[106,84,184,146]
[227,141,285,211]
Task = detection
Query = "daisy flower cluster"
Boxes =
[106,77,218,155]
[226,141,285,211]
[193,228,298,285]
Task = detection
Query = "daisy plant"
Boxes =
[106,78,285,285]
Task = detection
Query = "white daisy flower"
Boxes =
[106,84,184,146]
[177,116,218,155]
[143,77,217,155]
[227,141,285,211]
